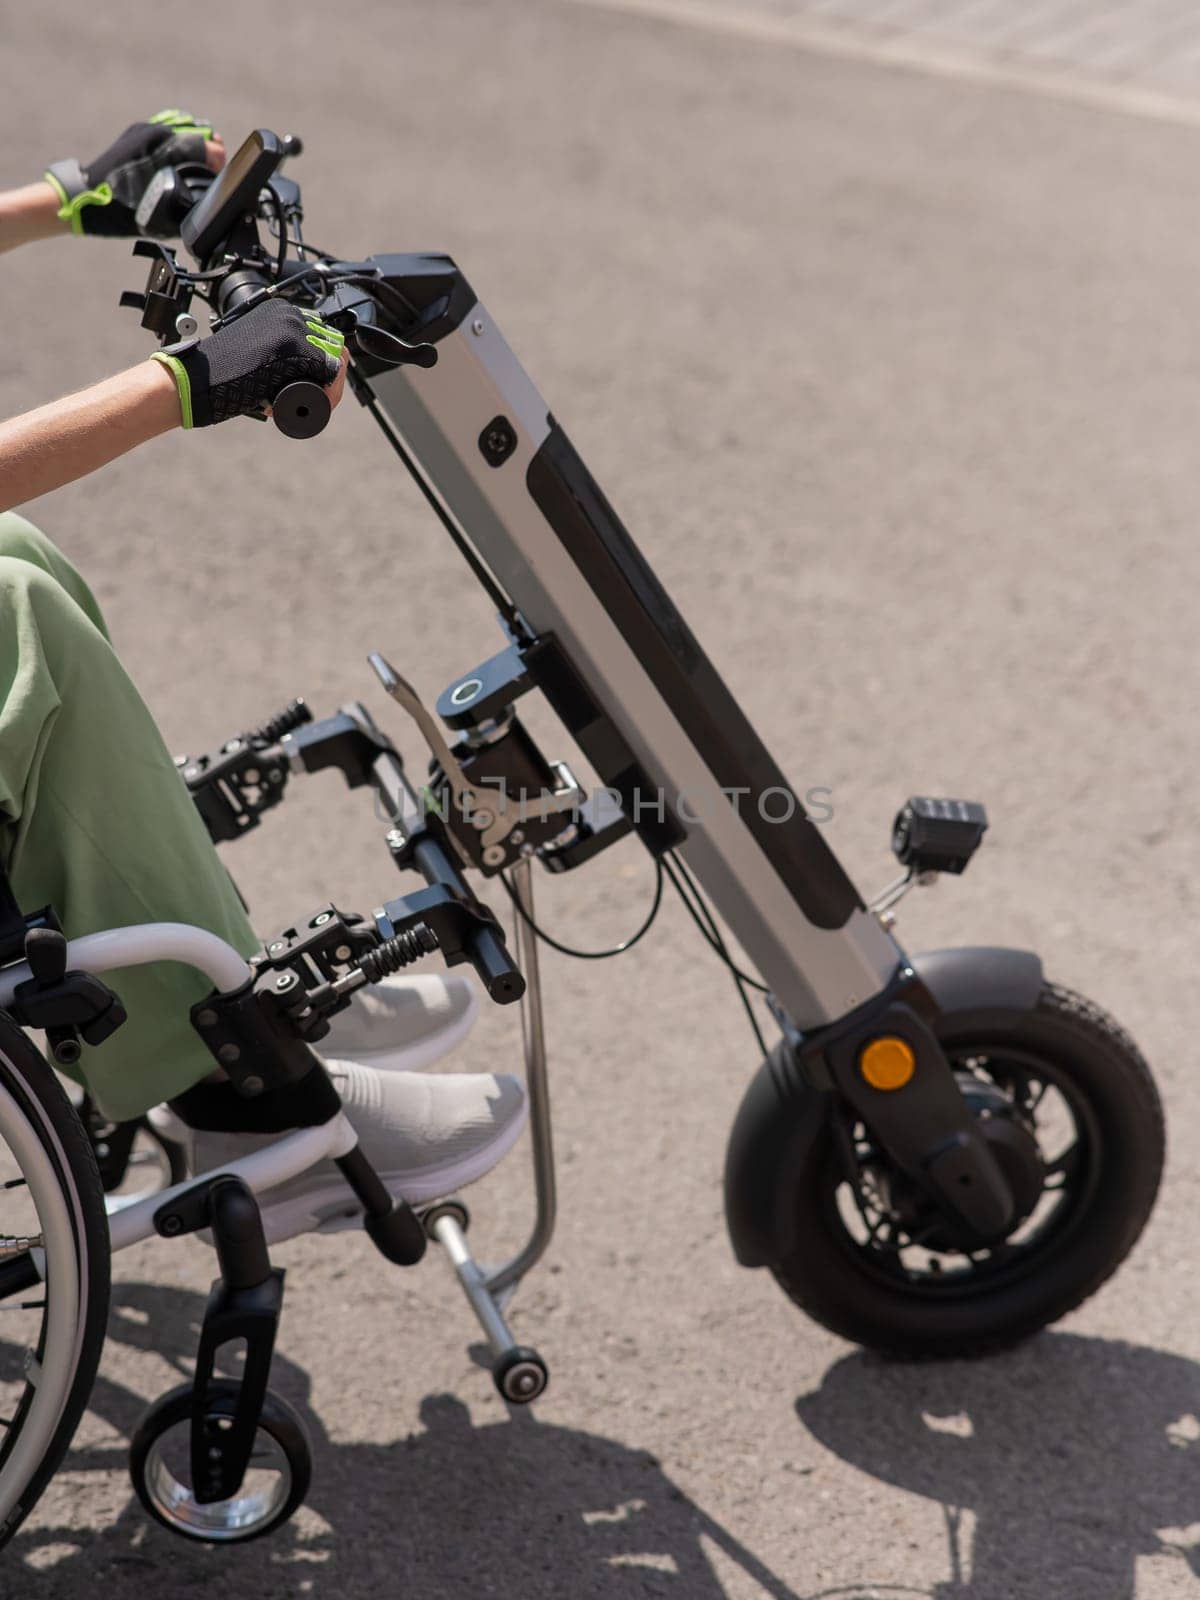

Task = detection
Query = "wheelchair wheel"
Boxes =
[129,1380,311,1543]
[116,1119,187,1199]
[0,1013,110,1546]
[69,1093,187,1201]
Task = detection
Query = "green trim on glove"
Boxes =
[150,351,194,429]
[42,169,70,209]
[45,110,215,239]
[42,173,114,235]
[149,108,214,138]
[304,319,345,360]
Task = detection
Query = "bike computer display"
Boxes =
[181,129,283,262]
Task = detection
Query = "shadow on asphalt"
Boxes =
[7,1281,807,1599]
[797,1332,1200,1599]
[18,1290,1197,1598]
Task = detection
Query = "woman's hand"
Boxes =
[43,110,227,238]
[151,301,348,429]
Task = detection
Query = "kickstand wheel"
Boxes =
[129,1380,311,1542]
[493,1345,549,1404]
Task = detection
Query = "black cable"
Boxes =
[499,842,767,1053]
[500,858,664,960]
[360,390,519,627]
[662,853,769,1057]
[340,271,421,323]
[272,185,289,283]
[733,976,769,1058]
[662,854,769,993]
[296,239,338,260]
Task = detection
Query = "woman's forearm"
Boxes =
[0,363,182,512]
[0,182,66,255]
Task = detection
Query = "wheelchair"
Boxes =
[0,690,557,1543]
[0,127,1165,1548]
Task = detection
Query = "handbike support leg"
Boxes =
[426,855,555,1404]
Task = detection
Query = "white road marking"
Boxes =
[564,0,1200,129]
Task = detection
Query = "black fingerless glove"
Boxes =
[151,300,345,428]
[45,110,212,237]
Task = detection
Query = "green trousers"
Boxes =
[0,513,259,1120]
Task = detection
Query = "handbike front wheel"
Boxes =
[771,982,1163,1357]
[0,1014,110,1545]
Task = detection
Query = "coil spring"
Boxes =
[359,924,439,982]
[252,699,313,745]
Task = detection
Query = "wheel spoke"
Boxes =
[866,1215,894,1251]
[0,1251,41,1303]
[973,1238,1015,1266]
[1045,1142,1082,1186]
[908,1221,946,1249]
[1025,1080,1050,1115]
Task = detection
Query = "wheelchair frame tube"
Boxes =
[0,922,252,1010]
[0,920,358,1255]
[364,289,903,1027]
[107,1114,357,1252]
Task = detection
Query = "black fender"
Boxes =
[914,945,1043,1017]
[724,947,1044,1268]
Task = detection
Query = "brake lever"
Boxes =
[367,653,476,818]
[350,323,438,370]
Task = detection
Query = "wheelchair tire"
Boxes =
[0,1013,110,1547]
[129,1380,312,1543]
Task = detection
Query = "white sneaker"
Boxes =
[182,1059,527,1245]
[147,973,479,1154]
[321,973,479,1072]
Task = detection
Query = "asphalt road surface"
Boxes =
[4,1,1200,1595]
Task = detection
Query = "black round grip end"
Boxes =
[469,926,526,1005]
[272,381,331,439]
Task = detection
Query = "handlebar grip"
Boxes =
[408,832,526,1005]
[272,381,330,439]
[466,923,526,1006]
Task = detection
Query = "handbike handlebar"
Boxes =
[183,697,525,1005]
[216,266,334,440]
[408,830,524,1004]
[124,132,437,442]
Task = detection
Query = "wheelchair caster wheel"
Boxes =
[493,1346,549,1404]
[129,1380,312,1542]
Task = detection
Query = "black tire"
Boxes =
[0,1014,110,1547]
[129,1380,311,1543]
[75,1096,187,1199]
[770,982,1164,1358]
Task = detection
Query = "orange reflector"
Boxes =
[860,1036,916,1091]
